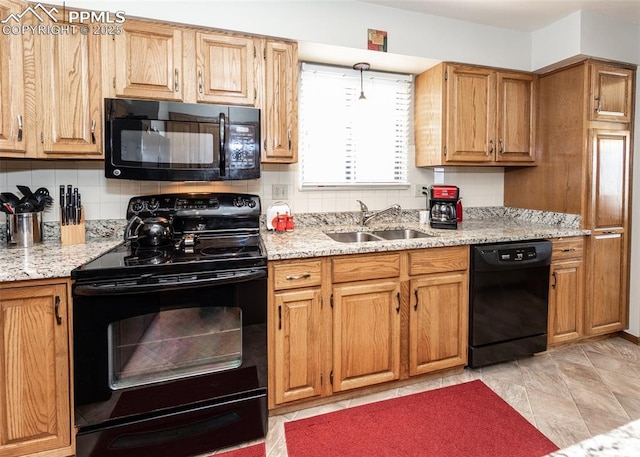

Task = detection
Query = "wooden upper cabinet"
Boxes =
[0,0,29,156]
[262,40,298,163]
[496,72,535,163]
[195,32,256,105]
[0,281,72,457]
[590,62,634,122]
[445,65,495,162]
[37,24,103,158]
[115,21,184,101]
[415,63,535,167]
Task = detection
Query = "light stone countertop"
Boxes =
[0,207,588,282]
[0,238,123,282]
[263,215,588,261]
[548,418,640,457]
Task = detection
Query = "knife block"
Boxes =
[60,206,85,246]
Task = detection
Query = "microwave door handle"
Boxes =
[219,112,226,176]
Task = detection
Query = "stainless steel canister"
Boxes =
[6,212,43,247]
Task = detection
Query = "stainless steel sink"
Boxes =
[372,229,434,240]
[325,229,434,243]
[325,231,382,243]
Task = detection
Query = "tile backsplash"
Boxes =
[0,159,504,222]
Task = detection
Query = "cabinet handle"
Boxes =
[90,119,96,144]
[198,70,204,94]
[278,305,282,330]
[174,68,179,92]
[498,139,504,154]
[561,248,576,253]
[17,115,23,142]
[551,272,557,289]
[488,139,494,155]
[594,96,601,113]
[396,292,400,314]
[54,296,62,325]
[414,289,419,311]
[288,129,292,151]
[286,273,311,280]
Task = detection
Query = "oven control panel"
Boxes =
[126,193,261,220]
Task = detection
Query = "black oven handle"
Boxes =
[74,269,266,296]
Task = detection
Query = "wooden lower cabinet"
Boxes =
[268,246,469,409]
[548,237,585,346]
[409,272,468,375]
[585,232,628,335]
[0,279,73,457]
[332,280,401,392]
[273,287,323,404]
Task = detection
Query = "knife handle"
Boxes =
[59,185,66,225]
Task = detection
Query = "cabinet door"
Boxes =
[495,72,535,163]
[0,0,28,156]
[586,232,627,335]
[548,259,584,345]
[332,281,401,392]
[589,130,630,230]
[0,283,71,457]
[445,65,495,162]
[590,63,634,122]
[409,272,468,376]
[38,27,102,157]
[262,40,298,163]
[115,21,183,101]
[196,32,256,105]
[273,288,322,405]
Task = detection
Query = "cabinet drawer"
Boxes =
[272,259,322,290]
[552,237,584,260]
[332,253,400,283]
[408,245,469,275]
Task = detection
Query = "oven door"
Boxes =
[72,268,267,456]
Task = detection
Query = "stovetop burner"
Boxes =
[71,193,267,282]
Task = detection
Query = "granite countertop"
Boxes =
[548,418,640,457]
[263,208,589,261]
[0,238,123,282]
[0,207,589,282]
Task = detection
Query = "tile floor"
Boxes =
[217,336,640,456]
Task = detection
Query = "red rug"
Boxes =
[214,442,265,457]
[285,380,558,457]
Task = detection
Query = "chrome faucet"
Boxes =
[357,200,401,226]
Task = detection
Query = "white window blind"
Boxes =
[299,63,412,187]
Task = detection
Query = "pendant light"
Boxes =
[353,62,370,100]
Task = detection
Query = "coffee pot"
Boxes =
[124,215,174,246]
[428,185,460,230]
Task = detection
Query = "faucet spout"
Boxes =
[357,200,401,226]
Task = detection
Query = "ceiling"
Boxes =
[362,0,640,31]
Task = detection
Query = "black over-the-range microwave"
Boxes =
[104,98,261,181]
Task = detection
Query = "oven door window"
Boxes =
[108,306,242,390]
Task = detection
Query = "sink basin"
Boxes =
[325,231,382,243]
[372,229,434,240]
[325,229,434,243]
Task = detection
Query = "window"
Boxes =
[299,63,412,187]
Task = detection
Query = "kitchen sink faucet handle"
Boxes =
[357,200,369,212]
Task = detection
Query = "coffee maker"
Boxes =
[428,185,459,229]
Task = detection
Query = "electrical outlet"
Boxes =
[415,184,428,197]
[272,184,288,200]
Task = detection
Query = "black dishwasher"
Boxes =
[468,240,552,368]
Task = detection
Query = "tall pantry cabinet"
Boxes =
[504,59,635,338]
